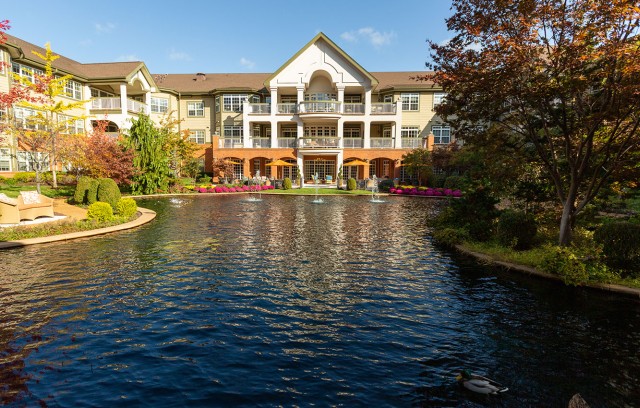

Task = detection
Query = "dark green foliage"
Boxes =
[97,178,122,209]
[435,186,499,241]
[443,175,466,190]
[198,175,211,184]
[282,177,292,190]
[74,176,93,204]
[497,210,537,250]
[116,197,138,219]
[432,174,447,188]
[541,246,589,286]
[125,113,171,195]
[347,178,357,191]
[594,222,640,274]
[378,179,395,192]
[86,202,114,222]
[432,227,470,247]
[87,179,100,204]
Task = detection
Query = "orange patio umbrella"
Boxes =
[343,159,369,166]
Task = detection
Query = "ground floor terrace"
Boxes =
[212,146,414,186]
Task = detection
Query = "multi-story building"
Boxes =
[0,32,452,184]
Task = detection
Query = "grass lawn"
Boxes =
[0,184,75,198]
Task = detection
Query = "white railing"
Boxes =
[277,103,297,114]
[343,103,365,114]
[127,99,146,113]
[370,138,394,148]
[402,138,422,148]
[371,103,396,114]
[91,97,121,110]
[251,137,271,148]
[219,138,244,148]
[343,138,363,148]
[277,137,297,148]
[300,137,339,148]
[299,101,341,113]
[247,103,270,114]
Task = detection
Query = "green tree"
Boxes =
[125,113,171,195]
[402,148,432,186]
[425,0,640,246]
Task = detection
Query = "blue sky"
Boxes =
[3,0,454,74]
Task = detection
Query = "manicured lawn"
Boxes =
[0,184,75,198]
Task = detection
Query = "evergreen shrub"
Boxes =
[116,197,138,219]
[378,179,395,192]
[541,246,589,286]
[74,176,94,204]
[432,227,470,247]
[497,210,537,250]
[13,172,36,183]
[443,175,465,190]
[87,179,100,204]
[86,202,114,222]
[347,178,357,191]
[97,178,121,209]
[594,222,640,273]
[283,177,292,190]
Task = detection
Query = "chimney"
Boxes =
[196,72,206,81]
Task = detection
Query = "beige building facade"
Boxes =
[0,32,452,184]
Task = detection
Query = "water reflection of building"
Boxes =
[1,33,454,184]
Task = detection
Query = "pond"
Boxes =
[1,195,639,407]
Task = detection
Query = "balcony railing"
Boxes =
[299,101,340,113]
[300,137,339,148]
[402,138,423,148]
[343,138,363,148]
[370,138,394,148]
[251,137,271,148]
[219,138,244,148]
[91,97,121,110]
[370,103,396,115]
[277,137,297,148]
[277,103,297,114]
[247,103,270,114]
[127,99,147,113]
[343,103,365,114]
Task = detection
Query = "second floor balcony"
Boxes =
[245,101,397,116]
[91,97,147,114]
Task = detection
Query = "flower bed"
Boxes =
[388,186,462,197]
[186,184,276,194]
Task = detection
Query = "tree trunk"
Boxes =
[559,190,577,246]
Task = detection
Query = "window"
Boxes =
[91,88,114,97]
[64,80,82,100]
[12,62,43,83]
[303,159,335,180]
[0,51,5,75]
[401,126,420,138]
[17,151,49,172]
[281,95,297,103]
[151,97,169,113]
[304,93,336,101]
[190,130,205,144]
[401,93,419,111]
[59,115,84,134]
[382,159,390,178]
[382,127,392,138]
[383,95,393,103]
[369,161,377,178]
[344,95,361,103]
[223,125,243,138]
[432,125,451,144]
[187,101,204,117]
[281,126,297,138]
[343,126,361,138]
[433,92,446,107]
[13,107,40,130]
[223,94,247,111]
[215,96,220,113]
[0,148,11,172]
[304,125,336,137]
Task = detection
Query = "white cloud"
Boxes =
[169,48,192,61]
[116,54,140,62]
[340,27,396,47]
[95,22,116,33]
[240,57,255,69]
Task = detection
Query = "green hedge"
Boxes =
[116,197,138,219]
[86,202,114,222]
[282,177,292,190]
[594,222,640,273]
[347,178,357,191]
[97,178,121,209]
[74,176,93,204]
[497,210,537,250]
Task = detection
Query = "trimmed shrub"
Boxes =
[13,172,36,183]
[378,179,395,192]
[86,202,114,222]
[116,197,138,219]
[97,178,121,209]
[594,222,640,273]
[347,178,357,191]
[198,175,212,184]
[497,210,537,250]
[74,176,94,204]
[87,178,100,204]
[283,177,292,190]
[432,227,470,247]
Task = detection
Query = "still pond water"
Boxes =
[1,195,639,407]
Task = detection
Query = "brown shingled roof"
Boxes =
[371,72,439,90]
[156,73,270,94]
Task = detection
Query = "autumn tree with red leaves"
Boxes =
[425,0,640,246]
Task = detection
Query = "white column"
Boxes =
[243,101,251,148]
[337,85,345,113]
[119,84,127,116]
[393,122,401,148]
[145,91,151,115]
[297,86,305,113]
[337,117,344,148]
[270,120,278,148]
[363,119,371,149]
[297,120,304,149]
[83,84,92,133]
[364,87,372,116]
[270,87,278,117]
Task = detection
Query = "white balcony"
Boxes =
[247,103,270,114]
[277,103,297,114]
[219,138,244,148]
[277,137,297,148]
[343,138,363,148]
[370,138,394,148]
[251,137,271,148]
[370,103,396,115]
[91,97,121,110]
[343,103,365,114]
[300,137,339,148]
[299,101,341,113]
[402,138,422,148]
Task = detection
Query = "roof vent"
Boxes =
[195,72,206,81]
